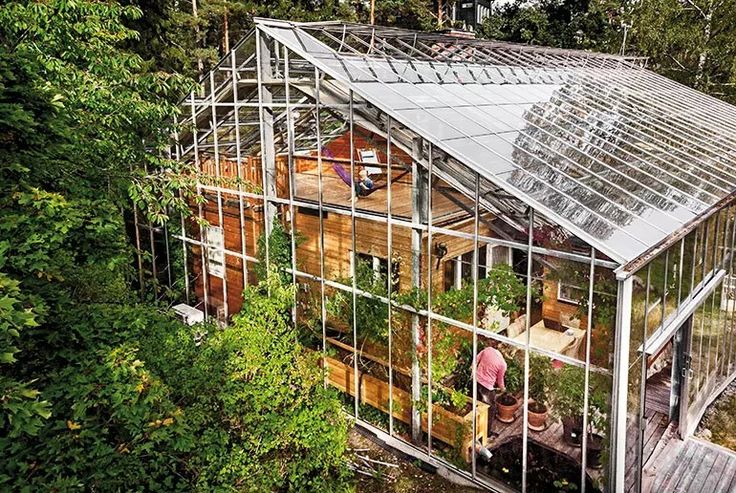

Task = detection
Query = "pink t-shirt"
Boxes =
[476,347,507,391]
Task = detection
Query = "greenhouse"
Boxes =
[165,18,736,493]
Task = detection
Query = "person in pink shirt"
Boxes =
[476,339,507,436]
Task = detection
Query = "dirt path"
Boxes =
[349,429,480,493]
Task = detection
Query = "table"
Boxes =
[512,320,585,358]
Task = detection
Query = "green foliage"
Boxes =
[326,257,390,345]
[628,0,736,101]
[0,2,351,491]
[255,219,295,285]
[153,275,352,492]
[0,246,50,438]
[547,365,586,419]
[504,351,525,395]
[477,0,616,50]
[528,353,550,404]
[0,304,195,492]
[434,264,531,323]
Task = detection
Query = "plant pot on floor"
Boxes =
[527,400,548,431]
[496,393,520,423]
[561,415,584,446]
[586,433,604,469]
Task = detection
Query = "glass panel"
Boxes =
[664,244,681,324]
[625,265,648,493]
[527,356,585,492]
[680,229,697,305]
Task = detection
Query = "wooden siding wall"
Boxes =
[191,127,504,320]
[542,279,589,331]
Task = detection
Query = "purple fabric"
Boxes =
[332,162,352,186]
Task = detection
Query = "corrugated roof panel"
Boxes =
[257,21,736,264]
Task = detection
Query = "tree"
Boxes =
[139,275,352,491]
[477,0,617,50]
[627,0,736,103]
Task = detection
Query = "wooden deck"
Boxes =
[635,364,736,492]
[624,364,674,492]
[624,412,671,492]
[642,436,736,492]
[645,366,673,417]
[294,169,473,223]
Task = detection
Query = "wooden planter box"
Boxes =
[322,355,488,461]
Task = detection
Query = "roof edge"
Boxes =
[616,190,736,279]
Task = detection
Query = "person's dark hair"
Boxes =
[479,336,499,349]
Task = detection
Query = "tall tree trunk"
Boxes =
[694,3,713,89]
[223,9,230,54]
[192,0,203,74]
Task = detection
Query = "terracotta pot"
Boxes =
[496,393,519,423]
[562,415,584,447]
[586,433,604,469]
[527,400,548,431]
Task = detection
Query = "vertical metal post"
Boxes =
[610,276,634,491]
[410,136,427,443]
[255,28,276,277]
[190,91,209,318]
[386,115,395,436]
[172,116,190,304]
[210,70,228,320]
[230,47,249,290]
[283,46,298,325]
[349,90,359,419]
[660,250,669,326]
[521,208,534,493]
[315,68,328,386]
[676,238,685,310]
[636,265,652,493]
[471,173,481,479]
[580,248,596,493]
[426,144,434,453]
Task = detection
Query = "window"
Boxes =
[557,282,584,305]
[443,245,511,291]
[351,252,399,290]
[204,225,225,278]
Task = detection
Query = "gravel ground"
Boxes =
[348,429,480,493]
[694,378,736,450]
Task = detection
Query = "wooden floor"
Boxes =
[634,365,736,492]
[645,366,673,417]
[294,169,473,223]
[624,411,671,492]
[642,436,736,492]
[623,365,674,492]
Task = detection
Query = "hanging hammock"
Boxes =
[331,162,410,197]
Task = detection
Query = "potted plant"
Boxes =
[547,365,586,446]
[527,354,550,431]
[496,352,523,423]
[585,378,609,469]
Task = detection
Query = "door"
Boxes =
[675,316,693,437]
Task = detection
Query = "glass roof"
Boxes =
[256,20,736,265]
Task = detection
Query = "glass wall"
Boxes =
[174,37,736,493]
[624,203,736,493]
